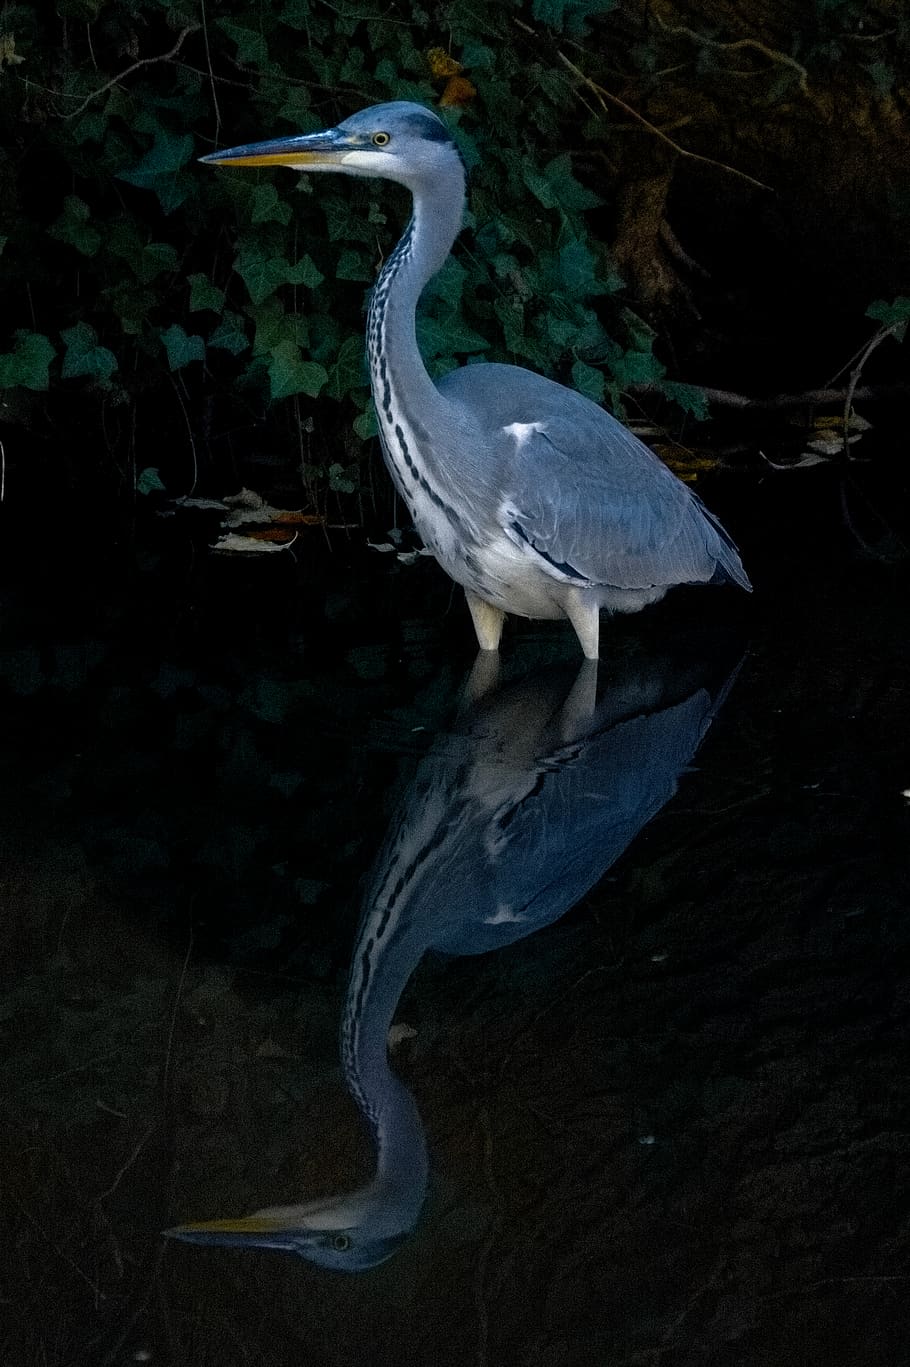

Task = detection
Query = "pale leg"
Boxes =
[465,590,506,652]
[562,587,601,661]
[558,658,598,740]
[461,649,501,706]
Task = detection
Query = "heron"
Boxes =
[165,640,741,1269]
[200,102,750,658]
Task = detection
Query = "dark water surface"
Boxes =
[1,502,908,1367]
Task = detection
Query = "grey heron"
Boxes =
[165,642,741,1269]
[200,101,750,659]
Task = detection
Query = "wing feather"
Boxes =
[499,409,749,591]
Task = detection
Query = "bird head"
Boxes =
[199,101,461,190]
[164,1188,411,1272]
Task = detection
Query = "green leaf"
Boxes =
[161,324,205,371]
[336,248,373,281]
[321,194,376,244]
[522,154,602,213]
[285,254,324,289]
[0,331,56,391]
[251,183,292,226]
[328,461,357,493]
[60,322,118,383]
[267,340,327,400]
[234,248,323,304]
[49,196,101,256]
[208,311,249,355]
[613,347,665,386]
[460,41,495,69]
[188,273,226,312]
[234,248,286,305]
[353,402,378,439]
[137,242,179,283]
[137,466,166,495]
[621,308,657,350]
[548,153,603,211]
[866,296,910,328]
[324,334,367,401]
[558,239,612,297]
[417,315,490,358]
[532,0,616,32]
[118,130,195,212]
[662,381,710,421]
[218,20,269,66]
[864,61,894,97]
[570,359,605,403]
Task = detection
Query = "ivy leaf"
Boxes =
[328,461,358,494]
[613,347,666,386]
[532,0,614,31]
[621,308,657,351]
[118,130,195,212]
[137,466,166,495]
[459,41,495,69]
[49,196,101,256]
[218,20,269,67]
[208,311,249,355]
[558,239,612,297]
[60,322,118,384]
[0,331,56,390]
[234,249,287,305]
[321,195,376,244]
[161,324,205,371]
[267,340,327,400]
[571,359,605,403]
[866,296,910,338]
[336,248,372,282]
[662,381,710,421]
[188,273,226,312]
[235,248,323,304]
[284,255,324,289]
[547,153,603,210]
[353,401,378,440]
[136,242,179,283]
[417,315,490,357]
[523,154,602,212]
[324,334,367,402]
[251,183,292,226]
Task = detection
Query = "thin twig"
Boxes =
[842,321,905,458]
[474,1105,503,1367]
[95,1124,157,1204]
[198,0,222,144]
[170,374,199,497]
[653,16,811,97]
[555,50,772,192]
[63,26,199,120]
[161,930,194,1111]
[664,382,910,410]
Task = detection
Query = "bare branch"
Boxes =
[653,16,811,98]
[555,50,773,193]
[63,26,199,120]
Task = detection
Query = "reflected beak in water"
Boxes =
[164,1213,307,1254]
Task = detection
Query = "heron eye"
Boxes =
[372,131,391,147]
[332,1234,351,1251]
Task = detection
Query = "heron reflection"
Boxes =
[166,643,740,1270]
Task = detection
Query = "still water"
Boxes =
[1,501,908,1366]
